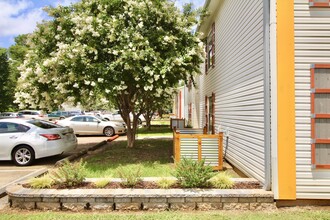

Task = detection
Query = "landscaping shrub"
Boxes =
[93,178,111,188]
[50,159,86,187]
[116,164,142,187]
[29,174,54,189]
[208,172,234,189]
[173,158,215,188]
[156,178,177,189]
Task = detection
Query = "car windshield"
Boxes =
[27,120,62,129]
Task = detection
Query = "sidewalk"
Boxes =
[0,136,114,209]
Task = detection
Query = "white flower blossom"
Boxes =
[14,0,203,114]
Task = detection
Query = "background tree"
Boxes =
[15,0,204,147]
[9,34,29,80]
[0,48,12,112]
[4,34,30,111]
[141,90,173,130]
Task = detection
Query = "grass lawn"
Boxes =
[135,124,173,138]
[82,125,242,178]
[83,131,174,177]
[1,209,330,219]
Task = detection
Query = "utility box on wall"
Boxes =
[173,129,223,170]
[170,118,185,130]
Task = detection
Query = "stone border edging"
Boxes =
[6,178,275,211]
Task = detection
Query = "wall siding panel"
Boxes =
[295,0,330,199]
[199,0,266,183]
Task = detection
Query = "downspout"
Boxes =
[263,0,272,191]
[179,91,182,118]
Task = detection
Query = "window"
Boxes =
[205,93,215,134]
[188,103,192,126]
[0,122,30,133]
[311,64,330,169]
[27,120,61,129]
[205,22,215,74]
[309,0,330,7]
[71,116,85,122]
[86,116,99,122]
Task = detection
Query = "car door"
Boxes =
[84,116,102,134]
[68,116,87,135]
[0,122,29,160]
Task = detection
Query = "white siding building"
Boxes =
[179,0,330,203]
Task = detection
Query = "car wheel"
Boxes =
[59,117,65,120]
[12,145,35,166]
[103,126,115,137]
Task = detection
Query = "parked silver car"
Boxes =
[56,115,126,136]
[18,110,47,120]
[0,112,24,119]
[0,119,77,166]
[96,111,146,125]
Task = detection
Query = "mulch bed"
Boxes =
[23,181,262,190]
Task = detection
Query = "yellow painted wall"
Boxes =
[277,0,296,199]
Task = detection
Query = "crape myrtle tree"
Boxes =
[15,0,204,148]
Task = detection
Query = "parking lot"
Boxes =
[0,135,112,198]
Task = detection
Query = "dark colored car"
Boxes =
[47,111,73,121]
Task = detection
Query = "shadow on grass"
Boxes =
[83,138,174,177]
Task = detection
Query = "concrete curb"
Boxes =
[0,168,47,197]
[55,140,108,167]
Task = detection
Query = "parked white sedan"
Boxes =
[0,119,77,166]
[56,115,126,136]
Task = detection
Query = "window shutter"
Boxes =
[212,22,215,67]
[205,40,208,74]
[309,0,330,8]
[212,92,215,134]
[205,95,208,131]
[311,64,330,169]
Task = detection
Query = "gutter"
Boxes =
[263,0,272,191]
[196,0,212,33]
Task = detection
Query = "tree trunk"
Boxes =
[144,111,153,130]
[117,93,141,148]
[121,109,140,148]
[126,126,136,148]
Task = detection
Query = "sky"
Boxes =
[0,0,205,49]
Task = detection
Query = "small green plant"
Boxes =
[93,178,111,188]
[50,159,86,187]
[29,174,54,189]
[173,158,215,188]
[156,178,177,189]
[116,164,142,187]
[208,172,234,189]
